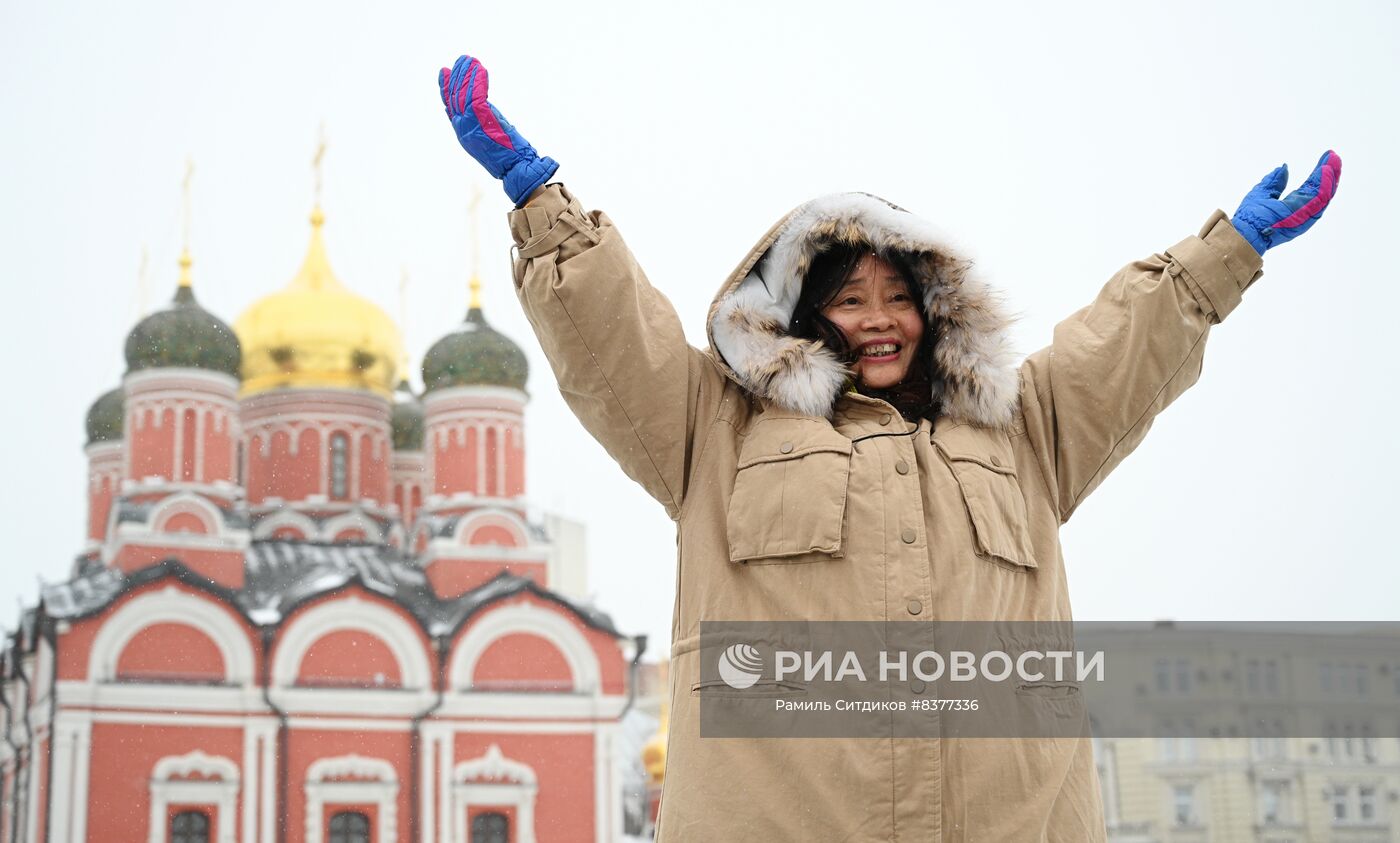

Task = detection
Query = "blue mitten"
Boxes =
[439,55,559,207]
[1231,150,1342,255]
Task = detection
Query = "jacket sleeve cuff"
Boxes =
[1163,209,1265,324]
[508,182,591,246]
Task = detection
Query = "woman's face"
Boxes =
[820,253,925,390]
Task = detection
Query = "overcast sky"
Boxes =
[2,0,1396,652]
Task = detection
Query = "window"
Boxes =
[1331,785,1349,823]
[471,811,509,843]
[1155,657,1171,694]
[1264,659,1279,696]
[1175,658,1192,693]
[1157,719,1197,762]
[170,810,210,843]
[1260,780,1290,825]
[1172,784,1197,827]
[1359,786,1376,822]
[328,810,369,843]
[1251,720,1287,760]
[330,433,349,500]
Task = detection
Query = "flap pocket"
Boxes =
[690,679,808,699]
[933,437,1037,570]
[727,421,853,564]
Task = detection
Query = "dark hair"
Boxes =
[788,242,937,422]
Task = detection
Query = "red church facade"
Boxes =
[0,207,641,843]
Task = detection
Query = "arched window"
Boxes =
[330,433,349,500]
[170,810,210,843]
[471,811,509,843]
[328,811,369,843]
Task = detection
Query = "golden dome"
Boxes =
[234,208,401,398]
[642,700,669,784]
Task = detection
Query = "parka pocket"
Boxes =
[933,434,1038,571]
[726,421,853,564]
[689,679,808,699]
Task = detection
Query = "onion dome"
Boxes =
[85,386,124,445]
[643,699,669,785]
[422,278,529,393]
[391,379,424,451]
[124,254,241,377]
[234,208,402,398]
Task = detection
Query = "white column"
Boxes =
[231,415,241,487]
[350,428,362,501]
[494,424,506,499]
[419,728,436,843]
[437,732,452,843]
[594,725,613,843]
[318,426,329,497]
[473,422,485,495]
[25,727,42,843]
[195,406,207,483]
[124,406,136,480]
[68,718,92,843]
[260,727,276,843]
[47,725,73,843]
[171,401,186,481]
[241,725,258,843]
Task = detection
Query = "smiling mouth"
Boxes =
[859,342,900,360]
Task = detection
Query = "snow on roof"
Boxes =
[36,540,621,639]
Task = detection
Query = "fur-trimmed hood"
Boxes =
[706,192,1020,428]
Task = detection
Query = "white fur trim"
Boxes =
[707,193,1019,427]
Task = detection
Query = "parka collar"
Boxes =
[705,192,1021,429]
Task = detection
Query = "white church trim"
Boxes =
[147,751,240,843]
[320,510,385,544]
[449,602,598,694]
[251,509,320,541]
[149,491,226,535]
[451,507,530,548]
[273,595,431,690]
[88,586,255,685]
[451,744,538,843]
[304,754,398,843]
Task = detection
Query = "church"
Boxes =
[0,186,643,843]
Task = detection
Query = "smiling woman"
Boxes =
[437,50,1341,843]
[789,243,934,420]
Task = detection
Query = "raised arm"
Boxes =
[1019,151,1341,523]
[438,54,726,519]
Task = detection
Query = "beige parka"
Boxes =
[507,183,1263,842]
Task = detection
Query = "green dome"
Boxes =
[422,306,528,393]
[391,380,425,451]
[125,284,241,377]
[85,386,124,445]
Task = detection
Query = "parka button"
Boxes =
[989,455,1001,467]
[895,460,910,475]
[880,413,892,425]
[779,441,794,454]
[911,679,926,694]
[907,599,923,616]
[901,528,917,544]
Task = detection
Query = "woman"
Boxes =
[438,55,1339,842]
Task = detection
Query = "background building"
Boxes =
[0,188,650,843]
[1094,623,1400,843]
